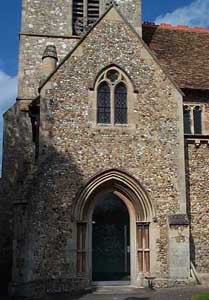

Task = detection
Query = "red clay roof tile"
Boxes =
[142,22,209,90]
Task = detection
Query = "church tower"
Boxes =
[72,0,142,36]
[18,0,142,101]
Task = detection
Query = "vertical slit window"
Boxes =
[77,222,87,273]
[137,223,150,273]
[183,106,191,134]
[193,106,202,135]
[97,82,111,124]
[114,82,127,124]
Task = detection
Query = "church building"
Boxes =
[0,0,209,298]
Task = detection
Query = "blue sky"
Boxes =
[1,0,209,173]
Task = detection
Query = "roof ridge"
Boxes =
[143,22,209,33]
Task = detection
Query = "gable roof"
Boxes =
[39,5,183,96]
[143,23,209,90]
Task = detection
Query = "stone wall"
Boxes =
[0,183,13,294]
[0,106,19,294]
[12,8,187,296]
[185,141,209,273]
[184,88,209,275]
[113,0,142,35]
[21,0,73,35]
[18,35,78,99]
[0,0,78,293]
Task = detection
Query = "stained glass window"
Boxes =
[97,82,111,124]
[193,106,202,134]
[114,83,127,124]
[107,70,119,83]
[183,106,191,134]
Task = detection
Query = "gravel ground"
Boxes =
[1,286,209,300]
[42,286,209,300]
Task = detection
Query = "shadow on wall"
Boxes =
[11,141,85,296]
[0,240,12,296]
[0,183,13,295]
[184,144,196,266]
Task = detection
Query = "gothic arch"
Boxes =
[92,64,138,93]
[72,169,155,222]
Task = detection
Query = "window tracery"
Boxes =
[96,68,128,125]
[183,104,203,135]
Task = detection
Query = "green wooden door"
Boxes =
[92,193,130,281]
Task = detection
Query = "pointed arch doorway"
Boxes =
[74,170,155,286]
[92,192,130,283]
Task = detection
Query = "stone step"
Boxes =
[91,285,147,295]
[199,274,209,286]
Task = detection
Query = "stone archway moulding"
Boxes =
[91,64,138,93]
[72,169,155,222]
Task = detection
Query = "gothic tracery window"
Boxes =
[73,0,100,35]
[96,68,129,125]
[183,104,203,135]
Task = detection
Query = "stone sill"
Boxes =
[184,134,209,147]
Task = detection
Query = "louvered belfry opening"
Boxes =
[88,0,100,23]
[73,0,84,35]
[73,0,100,35]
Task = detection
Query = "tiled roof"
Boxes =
[142,22,209,90]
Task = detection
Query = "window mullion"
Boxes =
[201,107,203,134]
[190,106,194,135]
[83,0,88,20]
[111,85,115,125]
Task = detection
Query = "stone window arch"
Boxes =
[72,169,156,284]
[183,104,204,135]
[89,66,137,129]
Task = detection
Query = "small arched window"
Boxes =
[114,82,127,124]
[193,106,202,134]
[183,104,203,135]
[183,106,191,134]
[95,68,130,126]
[97,82,111,124]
